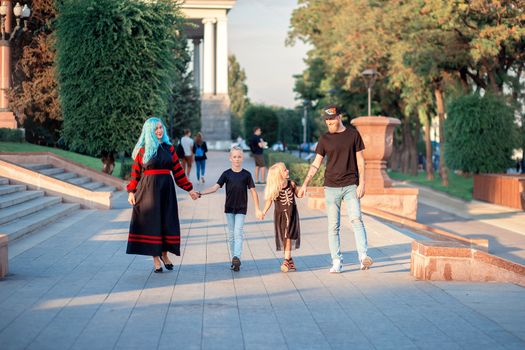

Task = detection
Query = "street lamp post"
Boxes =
[302,99,309,147]
[361,68,377,117]
[0,1,31,128]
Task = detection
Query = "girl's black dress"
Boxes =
[126,143,193,256]
[274,180,301,250]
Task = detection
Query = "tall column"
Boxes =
[0,0,16,128]
[202,18,216,95]
[192,38,201,91]
[216,17,228,95]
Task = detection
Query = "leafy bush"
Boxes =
[264,151,325,187]
[119,158,133,180]
[243,105,279,146]
[0,128,25,142]
[56,0,189,156]
[445,94,517,174]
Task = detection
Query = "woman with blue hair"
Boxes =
[127,117,199,273]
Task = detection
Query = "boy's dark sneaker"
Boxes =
[232,256,241,271]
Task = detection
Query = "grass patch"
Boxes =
[389,170,473,201]
[0,141,126,178]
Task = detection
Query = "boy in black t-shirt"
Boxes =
[198,146,262,271]
[298,105,373,273]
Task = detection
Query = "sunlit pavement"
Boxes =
[1,151,524,350]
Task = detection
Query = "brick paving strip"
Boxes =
[0,151,523,350]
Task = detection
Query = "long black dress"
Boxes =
[126,143,193,256]
[274,180,301,251]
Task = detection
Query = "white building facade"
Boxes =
[181,0,236,147]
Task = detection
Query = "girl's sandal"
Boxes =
[288,258,297,271]
[280,259,290,272]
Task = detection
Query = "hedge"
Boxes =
[264,151,325,187]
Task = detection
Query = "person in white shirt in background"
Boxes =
[180,129,194,176]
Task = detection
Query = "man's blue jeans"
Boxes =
[195,159,206,180]
[324,185,368,262]
[226,213,245,258]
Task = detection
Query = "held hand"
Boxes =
[128,192,136,206]
[356,183,365,199]
[189,190,199,200]
[256,210,264,220]
[297,185,307,198]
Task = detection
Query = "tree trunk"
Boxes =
[101,151,115,175]
[435,87,448,186]
[423,113,434,180]
[400,114,418,175]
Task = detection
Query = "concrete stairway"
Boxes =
[21,164,117,192]
[0,177,80,241]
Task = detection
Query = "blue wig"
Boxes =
[132,117,172,164]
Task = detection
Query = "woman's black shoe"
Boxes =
[154,266,163,273]
[160,256,174,270]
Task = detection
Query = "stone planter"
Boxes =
[351,116,400,189]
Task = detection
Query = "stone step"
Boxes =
[40,167,65,176]
[0,190,44,209]
[0,196,61,226]
[53,172,78,181]
[0,184,26,196]
[82,181,104,191]
[68,176,91,186]
[8,209,96,259]
[20,164,50,171]
[0,203,80,241]
[0,178,8,185]
[95,185,116,192]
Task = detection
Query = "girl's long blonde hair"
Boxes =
[265,162,288,200]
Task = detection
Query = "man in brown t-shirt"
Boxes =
[298,105,373,273]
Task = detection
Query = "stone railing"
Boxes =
[0,152,126,209]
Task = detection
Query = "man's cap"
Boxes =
[321,105,342,119]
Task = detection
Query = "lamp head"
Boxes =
[361,68,378,88]
[0,3,7,16]
[13,2,22,17]
[21,4,30,18]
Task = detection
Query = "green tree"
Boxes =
[228,54,250,139]
[446,94,517,173]
[243,105,279,146]
[9,0,61,145]
[55,0,189,173]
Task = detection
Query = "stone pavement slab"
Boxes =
[0,151,524,350]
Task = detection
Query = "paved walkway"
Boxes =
[1,151,524,350]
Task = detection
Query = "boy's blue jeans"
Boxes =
[225,213,245,258]
[324,185,368,262]
[195,159,206,180]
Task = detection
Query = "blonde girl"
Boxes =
[261,162,301,272]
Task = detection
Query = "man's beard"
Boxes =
[328,124,339,133]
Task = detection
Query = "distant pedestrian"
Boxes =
[180,129,194,176]
[126,117,199,273]
[517,159,521,174]
[249,126,267,183]
[260,162,301,272]
[298,105,373,273]
[198,146,262,271]
[193,132,208,183]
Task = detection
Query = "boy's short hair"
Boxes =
[183,129,191,135]
[253,126,261,132]
[230,145,243,154]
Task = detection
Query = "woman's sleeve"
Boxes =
[169,145,193,191]
[126,148,144,193]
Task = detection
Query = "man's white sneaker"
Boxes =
[360,256,373,270]
[329,259,343,273]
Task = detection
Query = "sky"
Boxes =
[228,0,310,108]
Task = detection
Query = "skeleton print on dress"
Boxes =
[273,180,301,251]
